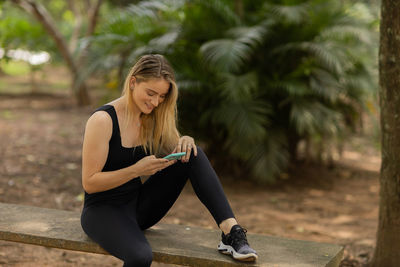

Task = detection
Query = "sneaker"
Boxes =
[218,225,258,262]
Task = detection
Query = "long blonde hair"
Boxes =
[121,54,180,156]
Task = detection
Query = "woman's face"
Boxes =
[131,78,170,114]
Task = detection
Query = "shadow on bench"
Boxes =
[0,203,343,266]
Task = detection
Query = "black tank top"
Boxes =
[83,105,146,207]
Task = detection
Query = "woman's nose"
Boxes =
[151,96,159,107]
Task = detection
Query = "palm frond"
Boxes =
[218,72,258,101]
[212,100,270,147]
[200,39,252,72]
[248,133,289,183]
[129,29,181,57]
[290,101,342,137]
[195,0,240,26]
[200,23,268,72]
[319,24,374,45]
[342,70,376,98]
[226,23,269,48]
[126,32,179,65]
[126,0,168,19]
[140,0,185,11]
[309,68,343,102]
[263,2,310,24]
[97,12,137,37]
[269,80,311,97]
[272,41,347,75]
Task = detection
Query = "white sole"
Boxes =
[218,241,258,262]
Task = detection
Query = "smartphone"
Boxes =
[163,152,186,160]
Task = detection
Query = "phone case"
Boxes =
[163,152,186,160]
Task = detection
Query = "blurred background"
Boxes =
[0,0,381,266]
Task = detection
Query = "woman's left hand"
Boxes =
[174,136,197,162]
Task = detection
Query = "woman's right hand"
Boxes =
[134,155,176,176]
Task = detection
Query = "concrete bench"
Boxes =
[0,202,343,266]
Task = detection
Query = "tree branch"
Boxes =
[76,0,103,66]
[86,0,102,38]
[67,0,83,53]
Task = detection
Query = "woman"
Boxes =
[80,54,258,267]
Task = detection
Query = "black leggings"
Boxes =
[81,147,235,267]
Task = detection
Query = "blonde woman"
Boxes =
[80,54,257,267]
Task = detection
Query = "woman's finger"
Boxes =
[176,141,182,153]
[186,144,192,161]
[182,143,192,162]
[179,140,187,161]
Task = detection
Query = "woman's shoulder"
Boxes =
[85,108,113,133]
[83,111,113,145]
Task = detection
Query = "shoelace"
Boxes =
[230,227,249,247]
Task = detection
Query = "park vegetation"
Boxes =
[0,0,378,183]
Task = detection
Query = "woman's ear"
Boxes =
[130,76,136,90]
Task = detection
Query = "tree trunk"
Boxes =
[370,1,400,266]
[11,0,102,106]
[73,76,91,106]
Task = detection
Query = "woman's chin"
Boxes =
[140,103,155,114]
[141,108,153,114]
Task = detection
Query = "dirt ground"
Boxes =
[0,76,380,266]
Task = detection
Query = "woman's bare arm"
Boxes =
[81,112,139,194]
[81,111,176,194]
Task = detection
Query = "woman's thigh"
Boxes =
[81,204,152,265]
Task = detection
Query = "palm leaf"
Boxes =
[248,133,289,183]
[269,80,311,97]
[272,41,346,75]
[126,0,168,19]
[195,0,240,26]
[200,39,251,72]
[320,24,374,45]
[218,72,258,101]
[226,23,269,48]
[129,29,181,57]
[200,23,269,72]
[212,100,270,146]
[309,67,343,102]
[290,101,342,137]
[263,2,310,24]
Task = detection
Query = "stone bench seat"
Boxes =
[0,203,343,266]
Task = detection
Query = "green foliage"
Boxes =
[0,3,52,53]
[85,0,377,183]
[77,0,184,89]
[196,0,376,182]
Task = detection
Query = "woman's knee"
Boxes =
[190,145,204,160]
